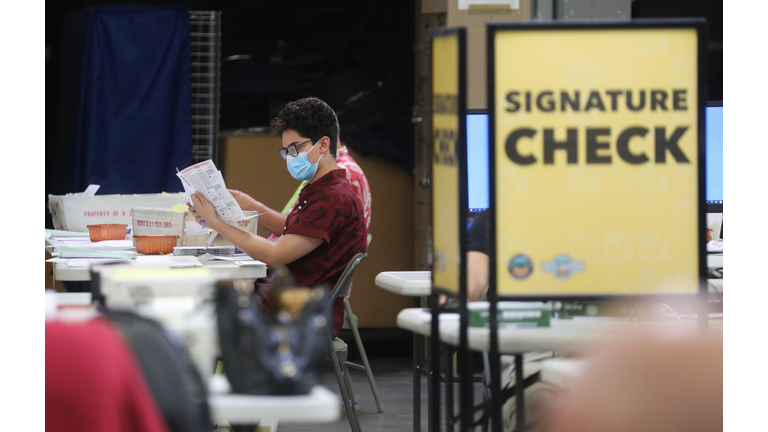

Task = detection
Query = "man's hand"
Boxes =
[229,189,260,212]
[188,192,220,226]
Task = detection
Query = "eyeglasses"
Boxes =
[279,139,314,160]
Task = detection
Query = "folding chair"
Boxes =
[327,251,379,432]
[339,234,384,413]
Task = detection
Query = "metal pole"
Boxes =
[414,296,422,432]
[445,346,454,430]
[515,354,526,431]
[429,294,441,432]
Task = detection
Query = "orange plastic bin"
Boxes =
[87,224,128,242]
[134,235,179,255]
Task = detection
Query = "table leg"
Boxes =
[413,296,421,432]
[515,354,525,432]
[444,345,454,430]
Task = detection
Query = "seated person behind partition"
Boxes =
[441,208,490,306]
[229,130,372,238]
[466,208,490,302]
[188,97,367,337]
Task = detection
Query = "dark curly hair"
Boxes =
[270,97,339,157]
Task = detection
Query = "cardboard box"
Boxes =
[48,193,185,232]
[447,0,532,109]
[422,0,447,14]
[209,212,260,246]
[132,207,259,248]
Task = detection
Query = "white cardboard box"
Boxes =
[132,208,260,247]
[48,193,185,232]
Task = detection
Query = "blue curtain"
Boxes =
[73,4,191,194]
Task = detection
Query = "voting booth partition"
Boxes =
[430,27,473,432]
[480,19,709,432]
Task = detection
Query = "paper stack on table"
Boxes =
[46,229,137,268]
[56,246,137,259]
[174,245,235,257]
[64,258,135,268]
[133,255,203,268]
[706,239,723,253]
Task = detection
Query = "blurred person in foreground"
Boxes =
[543,331,723,432]
[46,320,170,432]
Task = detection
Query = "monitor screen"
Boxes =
[706,104,723,210]
[467,112,489,212]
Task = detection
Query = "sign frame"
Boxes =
[430,26,469,298]
[487,18,709,303]
[485,19,709,432]
[429,26,471,432]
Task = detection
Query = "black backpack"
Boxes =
[104,311,213,432]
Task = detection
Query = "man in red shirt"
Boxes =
[189,97,367,336]
[229,135,372,237]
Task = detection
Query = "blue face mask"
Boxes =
[286,141,323,181]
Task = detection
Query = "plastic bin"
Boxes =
[134,235,179,255]
[87,224,128,242]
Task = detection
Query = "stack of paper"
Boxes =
[46,230,138,269]
[57,246,137,259]
[706,239,723,253]
[46,229,90,239]
[63,258,134,268]
[173,245,235,257]
[133,255,203,268]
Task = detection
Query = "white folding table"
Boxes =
[54,257,267,282]
[208,375,340,428]
[375,271,432,432]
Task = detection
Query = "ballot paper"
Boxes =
[133,255,203,268]
[64,258,134,268]
[58,246,137,259]
[176,160,245,224]
[234,260,266,267]
[174,245,235,257]
[47,239,136,254]
[706,239,723,253]
[194,254,254,262]
[46,229,90,239]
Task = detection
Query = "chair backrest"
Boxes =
[328,252,368,305]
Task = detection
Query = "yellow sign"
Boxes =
[492,26,701,296]
[432,32,462,293]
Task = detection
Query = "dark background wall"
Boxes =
[45,0,417,228]
[632,0,723,101]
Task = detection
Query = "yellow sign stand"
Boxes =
[432,29,468,295]
[489,21,707,297]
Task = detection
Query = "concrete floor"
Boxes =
[277,356,488,432]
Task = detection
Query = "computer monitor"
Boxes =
[467,110,489,213]
[706,102,723,213]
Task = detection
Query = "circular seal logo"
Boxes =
[541,254,585,280]
[508,254,533,279]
